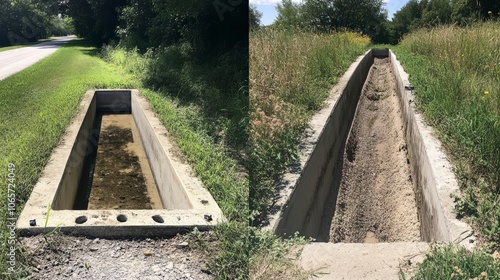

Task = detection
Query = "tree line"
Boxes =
[251,0,500,44]
[0,0,73,46]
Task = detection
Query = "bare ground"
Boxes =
[20,233,211,280]
[326,58,421,243]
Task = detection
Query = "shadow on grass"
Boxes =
[61,38,101,57]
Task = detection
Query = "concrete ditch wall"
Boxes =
[389,51,474,247]
[270,49,474,247]
[131,90,191,209]
[53,90,192,210]
[270,50,376,238]
[53,94,97,210]
[18,89,225,237]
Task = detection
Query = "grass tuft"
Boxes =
[403,245,500,280]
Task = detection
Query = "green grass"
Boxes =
[393,22,500,250]
[401,245,500,279]
[249,28,370,219]
[0,39,136,278]
[391,22,500,279]
[0,38,53,52]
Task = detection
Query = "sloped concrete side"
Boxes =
[268,50,375,238]
[389,51,475,248]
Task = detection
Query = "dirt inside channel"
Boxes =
[322,58,421,243]
[88,114,163,210]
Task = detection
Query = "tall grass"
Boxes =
[405,245,500,279]
[249,28,370,217]
[394,22,500,249]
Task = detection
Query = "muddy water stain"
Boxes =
[87,114,162,210]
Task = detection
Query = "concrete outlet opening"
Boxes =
[18,89,224,237]
[267,49,474,247]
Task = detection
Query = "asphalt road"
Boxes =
[0,35,75,81]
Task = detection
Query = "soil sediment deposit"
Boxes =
[88,114,162,210]
[326,58,421,243]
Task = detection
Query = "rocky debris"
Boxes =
[20,234,210,280]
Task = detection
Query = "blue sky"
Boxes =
[250,0,411,26]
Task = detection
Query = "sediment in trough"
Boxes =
[321,58,421,243]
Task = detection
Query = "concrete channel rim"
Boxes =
[266,49,474,249]
[17,89,225,237]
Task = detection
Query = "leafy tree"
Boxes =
[117,0,155,51]
[276,0,306,29]
[0,0,66,46]
[250,4,262,29]
[299,0,387,39]
[67,0,126,45]
[451,0,478,25]
[421,0,452,27]
[390,0,424,44]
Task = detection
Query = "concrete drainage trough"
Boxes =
[18,89,224,237]
[267,49,475,278]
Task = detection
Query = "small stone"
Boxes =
[89,247,98,252]
[143,251,153,256]
[92,238,100,244]
[176,241,189,249]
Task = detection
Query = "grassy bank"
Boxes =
[392,22,500,279]
[393,22,500,250]
[249,28,370,218]
[0,39,136,278]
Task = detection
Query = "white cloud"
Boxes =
[250,0,302,5]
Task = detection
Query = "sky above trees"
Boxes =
[251,0,410,25]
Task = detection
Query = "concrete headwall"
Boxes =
[96,90,131,113]
[272,50,376,238]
